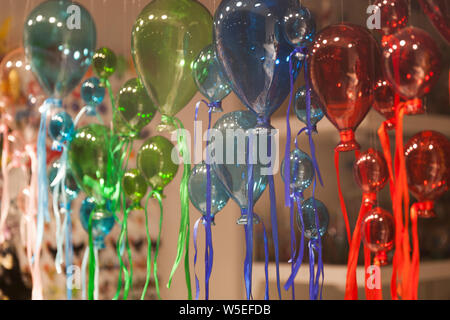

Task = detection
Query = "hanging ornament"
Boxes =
[93,47,117,80]
[418,0,450,44]
[294,86,324,134]
[372,0,409,36]
[80,77,106,117]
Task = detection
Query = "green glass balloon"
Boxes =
[131,0,213,121]
[123,169,148,204]
[137,136,178,193]
[93,47,117,79]
[116,78,157,138]
[23,0,96,98]
[68,124,111,202]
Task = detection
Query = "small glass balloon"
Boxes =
[353,148,389,195]
[294,86,324,131]
[192,44,232,107]
[80,198,115,249]
[81,77,105,110]
[92,47,117,80]
[298,198,329,240]
[48,162,80,201]
[283,3,316,47]
[281,148,315,193]
[123,169,148,206]
[48,111,74,144]
[188,162,230,219]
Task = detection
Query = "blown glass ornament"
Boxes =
[373,0,409,36]
[48,111,74,144]
[93,47,117,80]
[353,148,389,195]
[294,86,324,131]
[81,77,105,108]
[298,198,329,240]
[281,148,315,193]
[80,198,115,249]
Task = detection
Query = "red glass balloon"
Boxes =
[405,131,450,218]
[362,207,395,266]
[353,148,389,195]
[373,78,396,123]
[373,0,409,36]
[309,23,379,152]
[419,0,450,44]
[383,27,442,100]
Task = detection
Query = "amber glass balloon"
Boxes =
[309,23,379,152]
[373,0,409,36]
[383,27,442,100]
[353,148,389,195]
[362,207,395,266]
[405,131,450,218]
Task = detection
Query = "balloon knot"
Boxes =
[207,101,223,113]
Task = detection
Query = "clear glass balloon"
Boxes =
[211,111,268,210]
[283,3,316,47]
[81,77,105,107]
[80,198,115,249]
[48,161,80,201]
[281,148,315,193]
[48,111,74,143]
[188,162,230,218]
[294,86,324,130]
[192,44,232,104]
[298,198,329,240]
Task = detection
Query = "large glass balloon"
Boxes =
[298,198,329,240]
[23,0,96,99]
[211,111,268,210]
[116,78,157,138]
[281,148,315,193]
[192,44,232,105]
[383,27,442,100]
[188,162,230,218]
[309,23,379,151]
[137,136,178,193]
[132,0,213,127]
[214,0,302,125]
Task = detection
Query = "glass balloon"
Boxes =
[373,0,409,36]
[137,136,178,193]
[48,111,74,143]
[214,0,302,125]
[281,148,315,193]
[309,23,379,152]
[298,198,329,240]
[81,77,105,108]
[23,0,96,98]
[188,162,230,218]
[132,0,213,123]
[373,78,396,123]
[294,86,324,131]
[192,44,232,105]
[80,198,115,249]
[48,161,80,201]
[383,27,442,100]
[362,207,395,265]
[353,148,389,194]
[93,47,117,80]
[405,131,450,218]
[418,0,450,44]
[283,3,316,47]
[116,78,157,138]
[211,111,268,210]
[123,168,148,205]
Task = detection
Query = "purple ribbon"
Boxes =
[311,196,324,300]
[193,218,201,300]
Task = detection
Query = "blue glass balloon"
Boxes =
[281,149,315,192]
[211,111,268,210]
[192,44,232,104]
[283,3,316,47]
[294,86,324,131]
[214,0,302,124]
[81,77,105,108]
[23,0,96,99]
[80,198,115,249]
[48,161,80,201]
[49,111,74,143]
[189,162,230,218]
[298,198,329,240]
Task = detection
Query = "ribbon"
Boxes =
[256,214,270,301]
[0,119,10,243]
[81,247,89,300]
[410,203,420,300]
[164,115,192,300]
[193,218,201,300]
[87,205,96,300]
[141,192,154,300]
[309,197,324,300]
[152,191,164,299]
[64,200,73,300]
[114,206,132,300]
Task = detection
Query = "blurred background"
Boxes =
[0,0,448,300]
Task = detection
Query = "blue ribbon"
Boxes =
[65,201,73,300]
[193,218,201,300]
[255,214,269,301]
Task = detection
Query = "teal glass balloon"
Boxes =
[211,111,268,210]
[192,44,232,103]
[295,86,324,131]
[298,198,329,240]
[48,161,80,201]
[188,162,230,218]
[81,77,105,108]
[80,197,115,249]
[281,148,315,193]
[23,0,96,99]
[49,111,74,143]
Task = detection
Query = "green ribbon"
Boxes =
[88,211,95,300]
[162,115,192,300]
[141,192,154,300]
